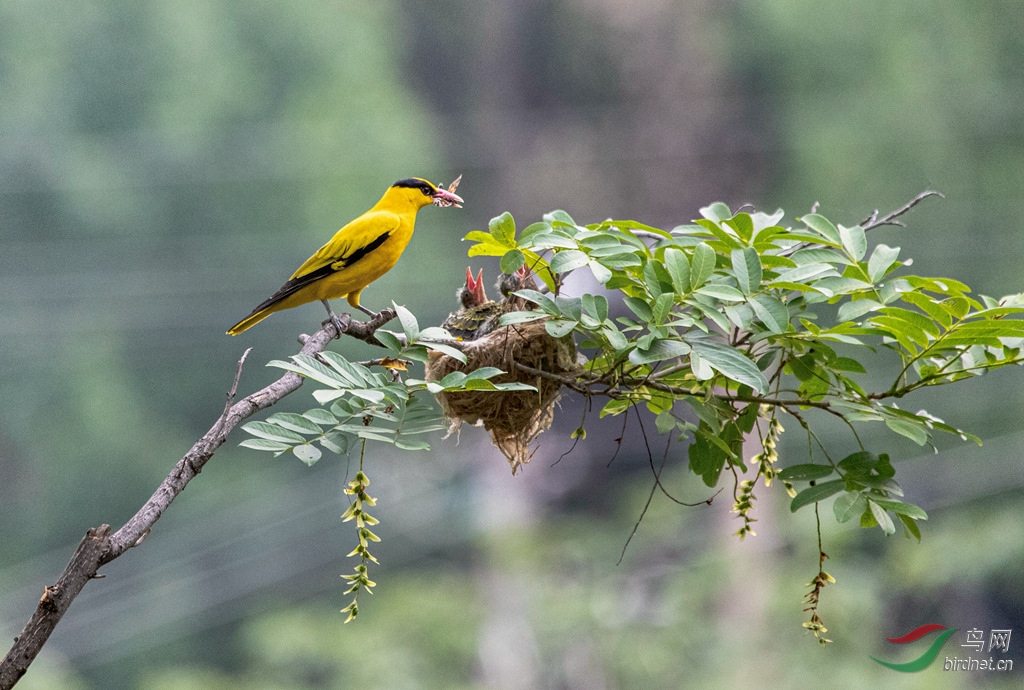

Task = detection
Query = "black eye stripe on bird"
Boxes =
[392,178,436,197]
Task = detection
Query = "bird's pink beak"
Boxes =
[432,187,464,208]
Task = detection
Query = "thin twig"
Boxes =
[861,190,944,232]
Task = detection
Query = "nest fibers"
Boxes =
[426,319,578,474]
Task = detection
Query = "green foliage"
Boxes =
[466,202,1024,539]
[462,199,1024,637]
[241,197,1024,636]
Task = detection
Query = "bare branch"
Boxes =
[0,527,109,690]
[0,312,398,688]
[861,189,944,232]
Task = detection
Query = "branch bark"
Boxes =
[0,311,393,689]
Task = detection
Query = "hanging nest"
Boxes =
[426,319,578,474]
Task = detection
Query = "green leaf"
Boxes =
[550,250,589,274]
[311,389,348,404]
[499,310,547,325]
[663,247,691,293]
[689,350,714,380]
[266,412,322,435]
[553,296,582,321]
[628,338,692,365]
[731,247,762,295]
[243,421,307,444]
[878,306,941,337]
[350,389,386,403]
[870,498,928,521]
[545,319,578,338]
[770,263,839,285]
[838,224,867,261]
[578,260,608,285]
[897,513,923,541]
[592,251,642,268]
[465,366,505,380]
[510,289,556,313]
[293,444,322,466]
[724,303,754,329]
[695,284,745,302]
[687,339,769,393]
[373,329,404,352]
[519,221,552,243]
[462,379,500,391]
[624,297,654,322]
[777,464,835,482]
[466,239,509,258]
[393,303,419,341]
[801,213,842,245]
[462,230,495,244]
[868,499,896,535]
[833,356,867,373]
[438,370,465,387]
[790,479,847,512]
[544,209,577,226]
[868,244,901,282]
[315,352,377,387]
[833,492,867,523]
[690,243,716,290]
[581,293,609,322]
[652,293,674,323]
[655,411,677,434]
[238,438,293,453]
[268,356,349,389]
[643,261,669,296]
[812,277,874,295]
[303,408,338,426]
[726,213,754,242]
[884,418,929,445]
[424,342,467,363]
[500,249,526,274]
[529,233,578,250]
[700,202,733,222]
[790,247,849,266]
[489,212,517,245]
[748,294,790,334]
[320,430,349,455]
[837,299,882,322]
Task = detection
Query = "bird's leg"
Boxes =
[351,302,400,325]
[321,299,349,335]
[355,303,380,319]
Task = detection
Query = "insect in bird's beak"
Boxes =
[432,174,464,208]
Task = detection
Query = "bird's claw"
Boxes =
[373,307,397,324]
[324,312,349,336]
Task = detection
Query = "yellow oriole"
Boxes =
[228,177,463,335]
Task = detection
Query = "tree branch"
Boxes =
[860,189,944,231]
[0,311,395,689]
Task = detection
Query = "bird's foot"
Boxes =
[320,312,349,337]
[356,304,396,326]
[373,307,397,324]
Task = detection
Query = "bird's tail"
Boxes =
[226,308,272,335]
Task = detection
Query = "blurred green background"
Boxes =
[2,1,1023,688]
